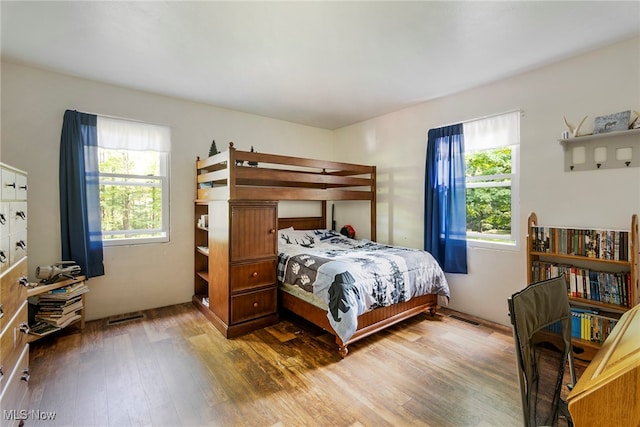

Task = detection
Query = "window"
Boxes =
[463,111,520,247]
[96,117,170,246]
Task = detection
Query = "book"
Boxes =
[29,321,62,337]
[36,311,81,327]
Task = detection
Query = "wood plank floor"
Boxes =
[24,303,523,426]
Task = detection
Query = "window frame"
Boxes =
[96,119,171,247]
[464,114,520,251]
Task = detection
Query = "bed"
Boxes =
[196,143,449,357]
[276,224,449,357]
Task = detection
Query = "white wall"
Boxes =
[0,62,334,321]
[335,36,640,326]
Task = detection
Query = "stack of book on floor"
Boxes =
[28,280,89,335]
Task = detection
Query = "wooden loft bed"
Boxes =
[196,142,377,240]
[196,143,441,357]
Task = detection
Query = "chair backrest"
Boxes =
[508,275,574,427]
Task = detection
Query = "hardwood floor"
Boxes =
[23,303,523,426]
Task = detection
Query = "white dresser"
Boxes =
[0,163,30,424]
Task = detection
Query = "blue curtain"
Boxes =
[59,110,105,278]
[424,124,468,274]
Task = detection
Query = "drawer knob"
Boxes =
[19,184,28,191]
[0,213,5,225]
[21,368,30,383]
[15,211,26,220]
[253,302,259,308]
[5,182,16,189]
[19,322,30,335]
[16,240,26,250]
[269,229,276,234]
[0,251,6,264]
[0,304,3,319]
[251,271,258,278]
[19,276,29,287]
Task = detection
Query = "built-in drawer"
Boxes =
[0,343,30,425]
[0,302,29,396]
[230,260,277,293]
[230,287,277,324]
[0,258,28,332]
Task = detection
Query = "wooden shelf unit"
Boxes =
[194,202,209,305]
[194,155,280,337]
[526,212,639,361]
[26,275,87,342]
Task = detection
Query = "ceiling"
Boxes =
[2,1,639,130]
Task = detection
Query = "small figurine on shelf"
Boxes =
[248,146,258,167]
[208,140,218,157]
[563,115,588,137]
[631,111,640,129]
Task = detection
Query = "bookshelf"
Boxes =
[192,155,279,337]
[527,212,638,361]
[26,276,87,342]
[194,201,209,308]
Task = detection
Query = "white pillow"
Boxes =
[279,229,317,246]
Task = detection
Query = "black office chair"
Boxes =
[508,275,577,427]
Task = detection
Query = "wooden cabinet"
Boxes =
[0,163,30,419]
[527,212,638,362]
[193,157,279,337]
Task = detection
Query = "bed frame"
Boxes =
[197,143,439,357]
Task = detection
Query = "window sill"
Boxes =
[467,238,519,252]
[102,236,169,247]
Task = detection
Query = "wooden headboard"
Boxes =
[278,216,326,230]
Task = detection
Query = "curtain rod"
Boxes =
[77,109,169,128]
[438,108,524,128]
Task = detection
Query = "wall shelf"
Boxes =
[559,128,640,172]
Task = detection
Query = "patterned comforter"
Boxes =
[277,229,450,343]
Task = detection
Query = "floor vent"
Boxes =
[106,312,145,326]
[449,314,481,326]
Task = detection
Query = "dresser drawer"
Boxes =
[14,173,27,201]
[0,258,28,332]
[9,202,27,234]
[230,287,277,324]
[1,168,17,201]
[0,235,9,275]
[10,229,27,265]
[0,202,9,239]
[0,343,29,422]
[0,302,29,396]
[230,260,277,293]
